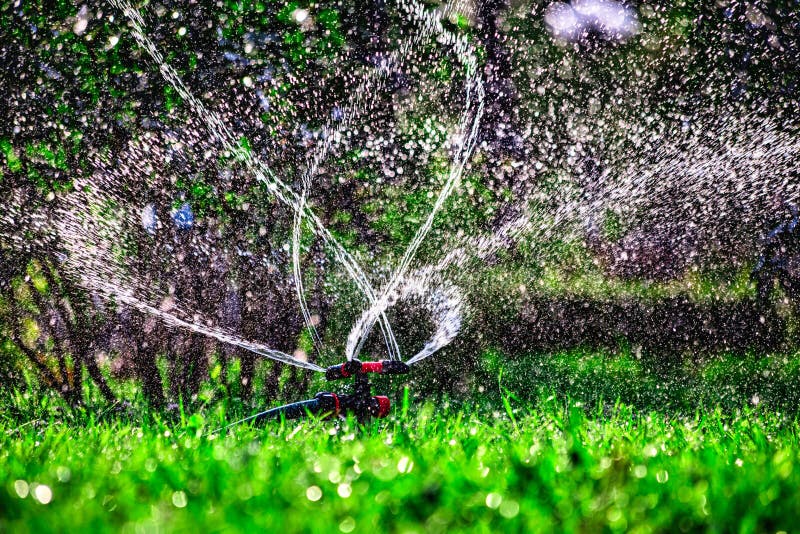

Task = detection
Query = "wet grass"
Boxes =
[482,348,800,416]
[2,384,800,532]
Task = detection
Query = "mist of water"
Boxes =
[57,0,488,370]
[7,0,799,376]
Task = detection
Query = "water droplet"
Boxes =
[172,490,188,508]
[306,485,322,501]
[292,8,309,24]
[56,467,71,483]
[337,483,352,498]
[14,480,29,498]
[397,456,413,473]
[33,484,52,504]
[339,517,355,533]
[485,492,502,509]
[73,6,90,35]
[499,499,520,518]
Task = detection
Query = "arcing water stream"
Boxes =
[52,0,488,371]
[5,0,800,377]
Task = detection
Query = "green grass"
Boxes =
[3,349,800,532]
[482,349,800,415]
[2,392,800,533]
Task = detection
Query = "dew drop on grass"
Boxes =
[397,456,413,474]
[237,484,253,501]
[337,483,352,498]
[172,491,188,508]
[306,485,322,501]
[485,492,502,509]
[656,470,669,484]
[33,484,52,504]
[499,500,520,518]
[339,517,355,533]
[145,458,157,472]
[83,485,96,500]
[606,507,623,523]
[14,480,29,498]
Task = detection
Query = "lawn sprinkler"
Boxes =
[219,359,410,431]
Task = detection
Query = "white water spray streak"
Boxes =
[290,54,402,358]
[348,205,538,366]
[291,202,324,354]
[95,281,324,372]
[53,164,325,371]
[345,0,487,360]
[290,19,464,358]
[368,110,800,365]
[590,115,800,232]
[101,0,489,367]
[281,0,487,361]
[107,0,403,364]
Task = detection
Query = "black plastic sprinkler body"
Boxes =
[218,359,410,431]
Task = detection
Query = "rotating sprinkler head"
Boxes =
[216,359,411,432]
[324,359,411,381]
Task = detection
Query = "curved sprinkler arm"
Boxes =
[324,359,411,380]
